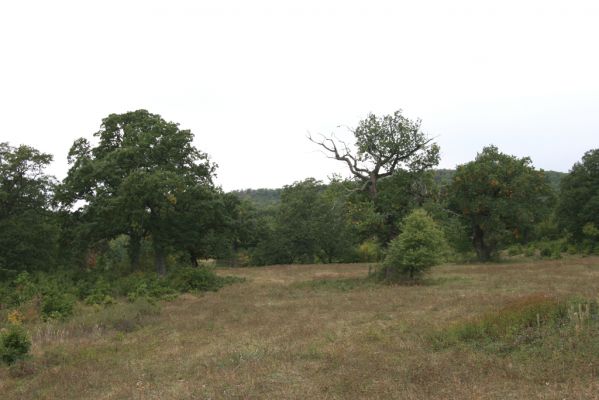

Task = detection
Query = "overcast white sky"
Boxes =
[1,0,598,190]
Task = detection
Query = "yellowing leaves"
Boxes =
[165,193,177,205]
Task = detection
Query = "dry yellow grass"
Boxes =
[2,256,599,399]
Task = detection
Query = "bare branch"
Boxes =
[307,133,369,181]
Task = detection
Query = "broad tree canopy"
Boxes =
[557,148,599,242]
[309,110,439,198]
[0,143,58,274]
[449,146,551,261]
[58,110,217,274]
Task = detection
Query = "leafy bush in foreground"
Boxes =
[0,264,244,324]
[382,209,447,282]
[0,324,31,365]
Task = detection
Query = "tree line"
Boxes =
[1,109,598,281]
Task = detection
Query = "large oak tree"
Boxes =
[58,110,217,274]
[449,146,551,261]
[557,148,599,243]
[0,143,58,275]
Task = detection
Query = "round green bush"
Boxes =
[382,209,447,282]
[41,291,75,320]
[1,324,31,365]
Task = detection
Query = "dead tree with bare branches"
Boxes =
[308,110,440,199]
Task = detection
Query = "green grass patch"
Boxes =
[431,294,599,355]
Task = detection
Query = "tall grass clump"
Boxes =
[432,294,599,354]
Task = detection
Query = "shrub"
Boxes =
[10,272,37,306]
[523,245,536,257]
[567,244,579,255]
[84,292,116,306]
[83,278,116,306]
[538,241,563,259]
[169,267,225,292]
[382,209,447,282]
[507,244,523,256]
[539,243,552,258]
[0,324,31,365]
[357,239,383,262]
[41,291,75,320]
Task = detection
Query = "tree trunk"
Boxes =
[190,251,198,268]
[128,234,142,270]
[154,249,166,276]
[472,225,492,261]
[368,174,378,199]
[385,264,392,280]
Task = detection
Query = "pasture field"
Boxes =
[2,257,599,399]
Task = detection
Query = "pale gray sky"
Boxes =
[1,0,598,190]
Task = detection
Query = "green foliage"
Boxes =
[581,223,599,254]
[169,267,227,292]
[374,170,438,243]
[558,149,599,242]
[41,291,76,320]
[252,178,357,265]
[0,143,58,275]
[382,209,447,282]
[0,324,31,365]
[357,239,383,262]
[449,146,552,261]
[523,245,536,257]
[507,244,523,256]
[95,235,131,272]
[423,201,473,260]
[9,272,37,306]
[537,241,563,259]
[353,110,440,197]
[231,188,281,209]
[58,110,218,274]
[311,110,439,199]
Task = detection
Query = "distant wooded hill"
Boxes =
[231,169,566,207]
[231,188,282,208]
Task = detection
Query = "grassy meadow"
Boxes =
[2,256,599,399]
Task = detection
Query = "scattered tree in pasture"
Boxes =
[309,110,439,199]
[58,110,217,274]
[448,146,552,261]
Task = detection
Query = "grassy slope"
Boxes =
[2,257,599,399]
